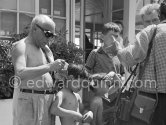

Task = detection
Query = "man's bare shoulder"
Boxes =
[12,38,26,54]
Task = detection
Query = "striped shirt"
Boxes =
[117,22,166,93]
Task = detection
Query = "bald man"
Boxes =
[12,15,66,125]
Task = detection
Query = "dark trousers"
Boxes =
[118,93,166,125]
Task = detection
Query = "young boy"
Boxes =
[50,64,93,125]
[89,72,121,125]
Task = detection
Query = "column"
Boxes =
[35,0,39,15]
[70,0,75,43]
[80,0,85,49]
[123,0,136,82]
[66,0,70,42]
[123,0,136,43]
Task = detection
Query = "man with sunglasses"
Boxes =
[12,14,67,125]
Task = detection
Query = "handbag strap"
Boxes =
[114,63,139,106]
[115,25,158,107]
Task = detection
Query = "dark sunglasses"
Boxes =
[36,24,57,38]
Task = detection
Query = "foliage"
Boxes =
[50,26,84,64]
[50,41,83,64]
[0,38,14,99]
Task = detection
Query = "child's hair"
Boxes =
[67,63,89,79]
[102,22,121,35]
[114,20,123,34]
[89,73,107,92]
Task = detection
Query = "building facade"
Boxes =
[0,0,76,42]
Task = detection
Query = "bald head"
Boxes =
[30,14,55,33]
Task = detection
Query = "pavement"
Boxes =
[0,99,89,125]
[0,99,61,125]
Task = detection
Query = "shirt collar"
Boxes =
[97,47,112,58]
[97,47,105,54]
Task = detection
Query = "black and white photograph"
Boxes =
[0,0,166,125]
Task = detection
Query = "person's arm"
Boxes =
[85,50,96,73]
[90,98,103,125]
[117,25,156,67]
[50,91,82,120]
[12,42,63,80]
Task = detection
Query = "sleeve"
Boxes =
[117,25,156,67]
[85,50,96,71]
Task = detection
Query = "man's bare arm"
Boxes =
[12,42,61,80]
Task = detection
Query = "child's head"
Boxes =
[66,63,89,92]
[89,73,112,95]
[100,22,121,47]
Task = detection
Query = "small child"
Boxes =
[89,72,121,125]
[50,64,93,125]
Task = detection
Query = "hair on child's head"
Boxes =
[102,22,121,35]
[67,63,89,79]
[89,73,107,92]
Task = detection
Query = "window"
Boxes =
[20,0,35,13]
[53,0,66,17]
[53,18,66,31]
[19,13,34,33]
[0,0,67,36]
[39,0,51,15]
[75,27,80,47]
[94,32,102,48]
[0,0,17,10]
[0,11,17,35]
[75,38,80,47]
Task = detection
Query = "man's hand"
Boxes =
[49,59,66,72]
[83,111,93,123]
[105,36,122,56]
